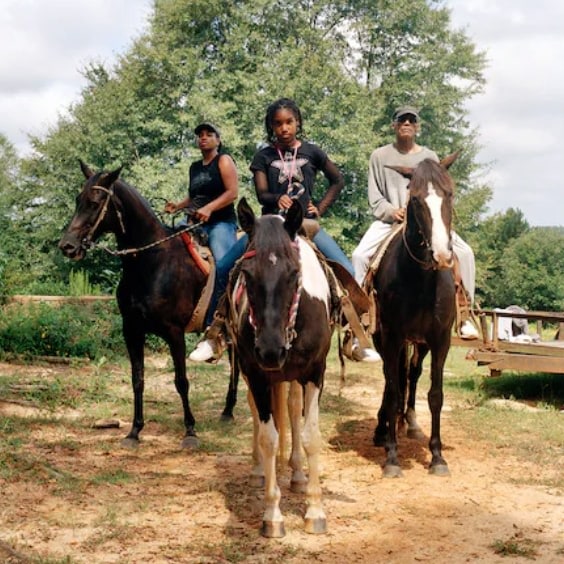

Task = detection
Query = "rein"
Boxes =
[241,240,303,350]
[84,185,203,257]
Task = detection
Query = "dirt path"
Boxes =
[1,358,563,563]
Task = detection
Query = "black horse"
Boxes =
[367,154,458,477]
[58,161,237,448]
[227,198,334,538]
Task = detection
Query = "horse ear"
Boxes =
[79,159,93,179]
[284,200,304,240]
[385,164,413,179]
[103,166,123,187]
[237,197,256,235]
[440,151,461,170]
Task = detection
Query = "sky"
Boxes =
[1,0,563,227]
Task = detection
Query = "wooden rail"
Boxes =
[452,309,564,376]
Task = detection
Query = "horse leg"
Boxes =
[220,345,239,421]
[302,382,327,534]
[397,346,408,434]
[381,344,402,478]
[121,323,146,448]
[258,411,285,538]
[246,386,264,488]
[288,380,307,493]
[405,344,428,440]
[168,329,197,448]
[427,344,450,476]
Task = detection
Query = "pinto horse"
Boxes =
[227,198,333,538]
[58,161,235,448]
[367,153,458,477]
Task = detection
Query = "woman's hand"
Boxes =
[307,202,319,218]
[194,204,212,222]
[277,194,293,211]
[164,201,177,214]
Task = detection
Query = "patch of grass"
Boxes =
[491,534,540,559]
[90,468,135,486]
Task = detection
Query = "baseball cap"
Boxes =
[393,106,420,122]
[194,122,221,136]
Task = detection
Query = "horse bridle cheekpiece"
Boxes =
[82,184,125,251]
[241,240,303,351]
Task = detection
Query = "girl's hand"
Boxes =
[164,202,177,213]
[278,194,293,211]
[307,202,319,217]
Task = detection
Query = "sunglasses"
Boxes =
[395,115,418,124]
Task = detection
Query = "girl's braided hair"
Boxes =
[264,98,304,143]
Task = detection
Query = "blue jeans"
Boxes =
[313,228,354,277]
[205,234,248,326]
[201,221,238,262]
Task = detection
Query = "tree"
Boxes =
[18,0,488,288]
[495,227,564,312]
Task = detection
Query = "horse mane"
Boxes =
[408,159,454,198]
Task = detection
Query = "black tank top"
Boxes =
[188,154,236,224]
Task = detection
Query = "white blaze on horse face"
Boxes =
[425,183,452,265]
[269,252,278,266]
[297,237,331,315]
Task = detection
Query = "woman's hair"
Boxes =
[264,98,303,143]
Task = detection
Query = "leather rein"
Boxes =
[82,184,203,256]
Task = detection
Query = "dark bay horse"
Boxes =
[59,161,234,448]
[227,198,333,538]
[366,153,458,477]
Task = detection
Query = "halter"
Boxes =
[241,240,303,350]
[401,213,435,270]
[83,184,203,257]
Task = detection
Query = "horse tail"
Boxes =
[272,381,289,466]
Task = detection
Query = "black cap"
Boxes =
[393,105,420,122]
[194,122,221,136]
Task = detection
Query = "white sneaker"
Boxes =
[460,320,479,340]
[351,338,381,363]
[188,339,217,362]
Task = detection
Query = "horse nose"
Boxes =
[434,251,454,270]
[58,238,81,259]
[254,342,287,370]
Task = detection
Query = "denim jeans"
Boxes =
[312,228,354,276]
[205,234,248,327]
[201,221,238,262]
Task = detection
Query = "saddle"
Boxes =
[179,230,215,333]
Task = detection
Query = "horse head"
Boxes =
[237,197,304,370]
[386,151,459,270]
[58,160,123,260]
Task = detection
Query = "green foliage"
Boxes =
[0,302,124,359]
[11,0,489,295]
[68,269,102,296]
[496,227,564,311]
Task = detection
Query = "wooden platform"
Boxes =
[452,309,564,376]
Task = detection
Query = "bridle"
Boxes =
[81,183,203,257]
[240,239,303,351]
[401,194,451,271]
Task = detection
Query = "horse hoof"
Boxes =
[249,474,265,489]
[304,517,327,534]
[429,464,450,476]
[220,413,234,423]
[120,437,139,449]
[181,435,199,449]
[406,428,425,440]
[290,478,308,494]
[382,464,403,478]
[261,520,285,538]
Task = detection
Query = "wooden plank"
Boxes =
[472,351,564,374]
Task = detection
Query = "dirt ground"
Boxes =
[1,357,563,563]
